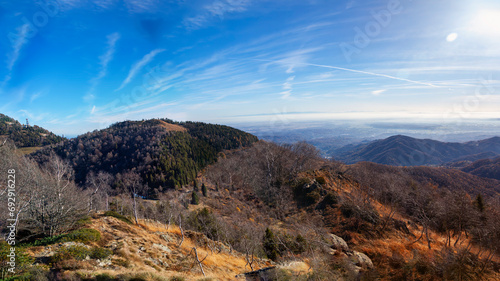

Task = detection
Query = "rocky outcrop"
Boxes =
[327,233,374,275]
[328,233,349,252]
[350,251,374,269]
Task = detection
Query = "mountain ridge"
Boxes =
[0,113,65,148]
[335,134,500,166]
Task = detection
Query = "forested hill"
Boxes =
[30,118,258,195]
[0,113,65,147]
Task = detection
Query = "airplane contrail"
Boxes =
[254,59,441,88]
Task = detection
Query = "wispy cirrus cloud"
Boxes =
[58,0,158,13]
[123,0,159,14]
[281,76,295,99]
[85,32,120,101]
[115,48,165,91]
[3,24,30,86]
[183,0,252,30]
[30,91,44,103]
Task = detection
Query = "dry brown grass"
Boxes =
[71,215,271,281]
[16,146,42,155]
[155,120,187,132]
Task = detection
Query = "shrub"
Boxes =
[90,247,112,259]
[95,273,118,281]
[103,211,133,224]
[28,234,66,246]
[263,228,279,261]
[76,216,92,226]
[170,277,185,281]
[316,176,327,185]
[293,234,307,254]
[51,246,112,263]
[318,192,338,208]
[191,191,200,205]
[27,228,101,246]
[63,228,101,243]
[187,208,221,241]
[51,245,90,263]
[293,179,322,207]
[201,183,208,197]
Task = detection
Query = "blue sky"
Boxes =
[1,0,500,136]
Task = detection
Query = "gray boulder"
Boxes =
[328,233,349,252]
[351,251,374,269]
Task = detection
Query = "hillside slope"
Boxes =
[30,119,258,193]
[349,161,500,197]
[24,215,273,281]
[336,135,500,166]
[461,156,500,181]
[0,113,65,147]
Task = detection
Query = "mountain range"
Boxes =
[335,135,500,166]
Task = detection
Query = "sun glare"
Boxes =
[470,9,500,36]
[446,33,458,42]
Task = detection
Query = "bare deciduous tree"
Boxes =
[123,171,144,224]
[26,153,86,236]
[86,171,112,212]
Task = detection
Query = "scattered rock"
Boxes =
[98,259,112,267]
[328,233,349,252]
[350,251,373,269]
[153,243,172,254]
[160,233,174,242]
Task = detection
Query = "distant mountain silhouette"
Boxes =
[336,135,500,166]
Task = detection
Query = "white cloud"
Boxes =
[94,0,117,9]
[57,0,158,13]
[283,76,294,90]
[98,33,120,79]
[2,24,30,86]
[85,32,120,101]
[30,91,43,103]
[183,0,252,30]
[281,76,295,99]
[7,24,29,71]
[371,89,386,96]
[115,48,165,91]
[123,0,159,13]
